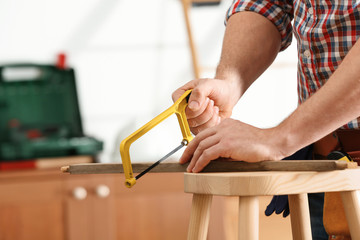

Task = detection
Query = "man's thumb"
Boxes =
[187,89,206,111]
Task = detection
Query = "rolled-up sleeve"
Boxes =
[225,0,294,51]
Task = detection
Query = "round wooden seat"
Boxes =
[184,169,360,240]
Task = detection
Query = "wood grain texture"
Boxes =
[0,179,64,240]
[187,194,212,240]
[184,169,360,240]
[238,196,259,240]
[62,160,357,175]
[64,175,116,240]
[184,168,360,196]
[288,194,312,240]
[340,191,360,239]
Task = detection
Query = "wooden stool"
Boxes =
[184,169,360,240]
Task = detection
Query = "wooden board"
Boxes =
[61,160,357,175]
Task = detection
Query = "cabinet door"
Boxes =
[64,174,116,240]
[114,173,193,240]
[114,173,231,240]
[0,178,64,240]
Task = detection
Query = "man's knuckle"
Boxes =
[202,122,214,130]
[192,127,201,135]
[188,119,197,127]
[202,149,212,158]
[210,112,218,124]
[198,113,211,125]
[198,142,206,151]
[192,88,202,98]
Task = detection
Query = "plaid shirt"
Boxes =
[226,0,360,129]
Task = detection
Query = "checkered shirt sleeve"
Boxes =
[225,0,294,51]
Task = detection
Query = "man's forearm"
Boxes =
[276,40,360,157]
[215,12,282,100]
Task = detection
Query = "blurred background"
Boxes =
[0,0,297,239]
[0,0,297,163]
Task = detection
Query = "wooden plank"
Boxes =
[61,160,357,175]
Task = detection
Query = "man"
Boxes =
[172,1,360,239]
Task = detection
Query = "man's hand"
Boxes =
[179,118,285,172]
[172,78,240,134]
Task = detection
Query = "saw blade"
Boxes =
[135,140,187,180]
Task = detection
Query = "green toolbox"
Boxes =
[0,63,103,161]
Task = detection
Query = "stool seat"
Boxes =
[185,169,360,196]
[184,168,360,240]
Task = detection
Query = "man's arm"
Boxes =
[172,11,281,134]
[181,38,360,173]
[215,11,281,97]
[276,39,360,157]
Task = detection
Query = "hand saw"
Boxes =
[120,90,193,188]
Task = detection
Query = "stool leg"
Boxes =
[340,190,360,239]
[223,197,239,240]
[187,194,212,240]
[288,194,312,240]
[238,196,259,240]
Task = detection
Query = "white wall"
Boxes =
[0,0,298,163]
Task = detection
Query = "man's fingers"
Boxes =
[189,106,220,134]
[187,86,205,111]
[172,80,198,102]
[172,90,184,102]
[179,127,216,164]
[186,83,215,114]
[187,100,215,127]
[186,97,210,120]
[179,132,202,164]
[187,134,219,172]
[191,143,222,173]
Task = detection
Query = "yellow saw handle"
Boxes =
[120,90,193,188]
